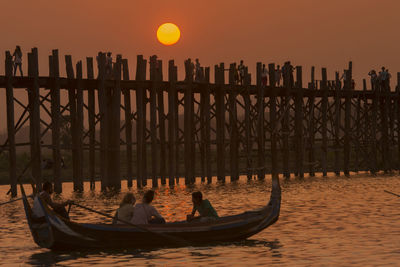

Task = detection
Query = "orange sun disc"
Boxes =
[157,23,181,46]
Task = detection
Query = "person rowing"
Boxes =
[32,181,72,220]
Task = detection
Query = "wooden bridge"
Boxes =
[1,48,399,196]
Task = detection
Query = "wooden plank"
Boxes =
[5,51,17,197]
[215,63,225,182]
[122,59,133,188]
[334,72,341,175]
[184,59,195,184]
[256,62,265,179]
[86,57,96,190]
[295,66,304,177]
[168,60,177,185]
[229,63,239,181]
[28,48,42,189]
[135,55,147,187]
[149,56,159,187]
[50,50,62,193]
[321,68,328,176]
[157,60,167,185]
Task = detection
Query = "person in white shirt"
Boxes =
[131,190,165,224]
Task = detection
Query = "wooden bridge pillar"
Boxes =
[268,63,278,178]
[344,62,352,176]
[108,56,122,190]
[295,66,304,178]
[149,56,159,187]
[321,68,328,176]
[135,55,147,187]
[215,63,225,182]
[86,57,96,190]
[256,62,265,180]
[184,59,195,184]
[65,55,83,191]
[334,72,341,175]
[157,60,167,185]
[229,63,239,181]
[122,59,132,188]
[168,60,178,185]
[28,48,42,189]
[75,61,84,191]
[5,51,17,196]
[308,67,316,177]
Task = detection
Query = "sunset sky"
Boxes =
[0,0,399,129]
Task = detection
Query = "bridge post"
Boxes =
[5,51,17,197]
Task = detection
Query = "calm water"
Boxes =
[0,173,399,266]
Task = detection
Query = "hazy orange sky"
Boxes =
[0,0,400,130]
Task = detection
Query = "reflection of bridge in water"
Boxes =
[1,48,398,196]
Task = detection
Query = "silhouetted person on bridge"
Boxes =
[12,46,23,77]
[105,52,113,78]
[238,60,245,85]
[195,58,203,82]
[368,70,378,90]
[261,64,268,87]
[275,65,282,87]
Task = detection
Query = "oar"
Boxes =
[0,195,34,206]
[70,201,190,246]
[6,160,33,196]
[384,190,400,198]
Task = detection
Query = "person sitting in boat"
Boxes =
[130,190,166,224]
[113,193,136,224]
[187,191,219,222]
[32,181,72,220]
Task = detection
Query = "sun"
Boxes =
[157,23,181,46]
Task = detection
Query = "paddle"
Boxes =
[70,201,190,246]
[0,195,34,207]
[6,160,32,196]
[384,190,400,198]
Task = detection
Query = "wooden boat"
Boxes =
[21,177,281,250]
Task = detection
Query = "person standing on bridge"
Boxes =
[105,52,113,78]
[261,64,268,87]
[368,70,378,90]
[238,60,246,85]
[275,65,282,87]
[12,46,23,77]
[195,58,203,82]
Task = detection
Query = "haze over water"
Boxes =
[0,174,399,266]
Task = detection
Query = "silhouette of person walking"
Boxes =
[13,46,23,77]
